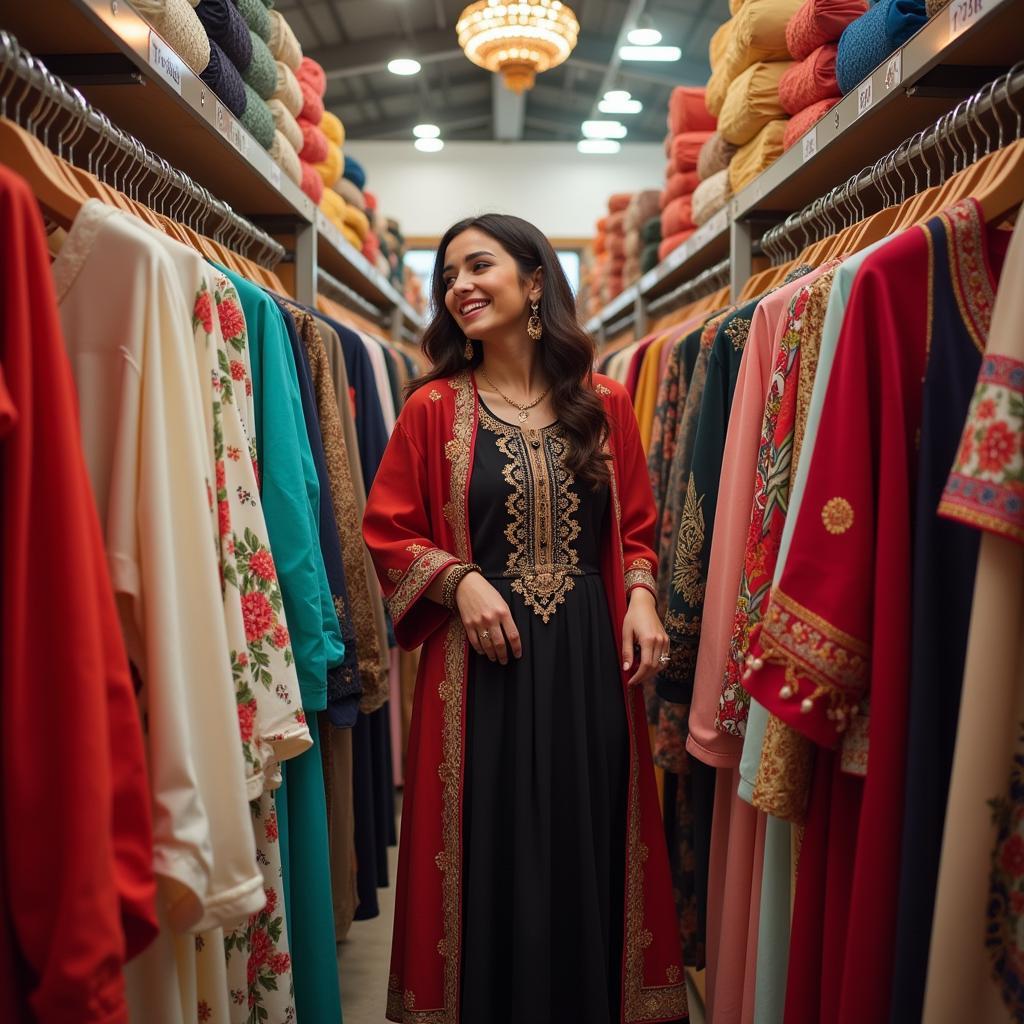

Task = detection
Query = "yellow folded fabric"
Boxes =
[719,61,793,146]
[320,110,345,147]
[267,97,302,152]
[706,20,735,116]
[342,224,363,249]
[343,203,370,242]
[269,129,302,186]
[132,0,210,75]
[268,10,302,70]
[319,187,347,232]
[729,119,787,194]
[725,0,804,78]
[729,0,746,13]
[333,176,365,211]
[315,141,343,188]
[272,61,302,117]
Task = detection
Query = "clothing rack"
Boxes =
[317,266,389,326]
[646,258,730,319]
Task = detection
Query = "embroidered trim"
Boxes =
[429,389,442,402]
[596,382,613,395]
[723,315,752,352]
[625,567,657,594]
[821,497,854,535]
[942,199,995,354]
[386,548,459,622]
[671,474,705,604]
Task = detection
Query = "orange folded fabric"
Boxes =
[786,0,867,59]
[779,43,840,114]
[729,119,787,192]
[782,97,839,149]
[606,210,626,234]
[670,131,715,174]
[661,170,702,207]
[661,194,696,238]
[608,193,632,213]
[597,215,610,232]
[658,229,696,262]
[608,233,626,258]
[668,87,718,136]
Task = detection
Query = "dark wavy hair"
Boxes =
[408,213,610,486]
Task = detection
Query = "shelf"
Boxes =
[732,0,1022,218]
[317,213,422,329]
[6,0,315,223]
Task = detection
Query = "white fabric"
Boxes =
[360,333,397,432]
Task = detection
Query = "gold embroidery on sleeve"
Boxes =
[386,548,457,622]
[672,474,705,604]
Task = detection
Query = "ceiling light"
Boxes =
[577,139,621,154]
[599,97,643,114]
[413,123,440,138]
[581,119,627,139]
[618,45,681,61]
[414,137,444,152]
[388,58,422,76]
[603,89,631,102]
[626,26,662,45]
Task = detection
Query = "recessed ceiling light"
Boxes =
[578,139,621,154]
[603,89,631,102]
[413,123,440,138]
[414,137,444,152]
[626,26,663,45]
[388,58,422,76]
[599,98,643,114]
[618,45,681,61]
[581,119,627,139]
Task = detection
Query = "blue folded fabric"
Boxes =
[343,154,367,191]
[199,39,247,118]
[196,0,253,73]
[836,0,927,94]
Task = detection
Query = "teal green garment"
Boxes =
[218,267,345,710]
[276,717,343,1024]
[753,816,791,1024]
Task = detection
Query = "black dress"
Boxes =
[460,397,630,1024]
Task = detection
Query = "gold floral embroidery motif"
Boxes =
[821,497,854,535]
[428,389,442,402]
[723,315,752,352]
[625,565,657,594]
[387,568,403,583]
[479,404,582,623]
[596,382,612,395]
[672,474,705,604]
[406,542,428,555]
[386,548,458,622]
[751,715,813,824]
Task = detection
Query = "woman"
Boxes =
[363,214,687,1024]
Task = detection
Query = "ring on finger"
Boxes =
[479,629,490,640]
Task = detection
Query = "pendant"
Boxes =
[517,409,529,422]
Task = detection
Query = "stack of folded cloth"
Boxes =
[622,191,661,285]
[131,0,210,76]
[639,216,662,274]
[327,155,372,252]
[781,0,865,148]
[292,57,329,203]
[587,218,610,319]
[693,131,737,226]
[316,110,347,224]
[603,194,633,302]
[835,0,926,95]
[659,87,716,262]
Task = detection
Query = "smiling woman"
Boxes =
[362,213,688,1024]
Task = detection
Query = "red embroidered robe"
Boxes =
[363,370,687,1024]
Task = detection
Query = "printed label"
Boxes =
[802,127,818,163]
[148,32,183,95]
[948,0,983,37]
[857,78,873,117]
[884,51,902,91]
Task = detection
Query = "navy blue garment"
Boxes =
[889,208,1007,1022]
[274,300,362,726]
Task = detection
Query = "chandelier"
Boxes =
[456,0,581,94]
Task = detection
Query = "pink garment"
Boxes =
[686,269,828,769]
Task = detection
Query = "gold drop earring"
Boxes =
[464,337,474,361]
[527,300,542,342]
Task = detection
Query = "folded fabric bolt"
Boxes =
[625,231,641,258]
[240,83,275,148]
[697,131,740,179]
[625,189,663,229]
[199,39,247,118]
[344,203,370,242]
[272,59,302,115]
[296,56,327,97]
[242,30,277,99]
[343,154,367,191]
[661,194,696,237]
[729,118,787,192]
[195,0,252,71]
[298,119,328,163]
[269,128,301,185]
[658,229,696,262]
[670,131,715,174]
[268,9,302,70]
[779,43,840,113]
[722,0,805,84]
[299,159,324,203]
[641,215,662,245]
[321,110,345,147]
[661,171,701,209]
[315,141,343,188]
[131,0,210,75]
[333,176,365,210]
[364,189,378,212]
[835,0,926,94]
[668,86,718,136]
[236,0,271,40]
[607,232,626,258]
[786,0,867,58]
[342,224,362,249]
[719,60,794,145]
[641,241,661,273]
[692,169,732,226]
[268,97,302,152]
[319,185,347,231]
[782,96,840,148]
[298,77,325,125]
[607,192,633,214]
[605,209,626,234]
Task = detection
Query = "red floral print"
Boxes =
[264,886,277,915]
[976,397,997,420]
[248,548,277,582]
[265,811,279,842]
[216,460,226,489]
[218,297,245,341]
[237,652,248,667]
[193,290,213,334]
[227,444,242,461]
[197,1001,212,1023]
[241,592,274,642]
[230,359,247,382]
[238,700,257,743]
[978,421,1018,475]
[218,498,231,538]
[270,624,290,650]
[249,927,272,968]
[1002,834,1024,877]
[270,952,291,975]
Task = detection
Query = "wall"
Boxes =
[347,141,665,239]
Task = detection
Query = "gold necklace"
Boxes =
[478,368,552,423]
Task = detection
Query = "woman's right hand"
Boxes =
[455,572,522,665]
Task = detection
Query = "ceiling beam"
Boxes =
[339,101,493,139]
[309,28,461,80]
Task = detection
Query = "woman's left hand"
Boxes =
[621,588,669,687]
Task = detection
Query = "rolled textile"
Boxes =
[596,215,610,232]
[240,83,275,149]
[340,224,361,249]
[236,0,271,40]
[315,141,343,188]
[594,233,607,256]
[195,0,252,71]
[641,241,661,274]
[268,9,302,70]
[364,190,378,212]
[343,154,367,191]
[658,229,695,262]
[299,159,324,203]
[333,175,365,210]
[200,39,247,118]
[692,169,732,226]
[835,0,926,94]
[296,56,327,97]
[697,131,739,179]
[321,110,345,146]
[319,186,347,232]
[925,0,951,12]
[721,0,804,86]
[272,60,302,116]
[706,20,735,115]
[661,170,701,208]
[298,119,328,163]
[719,60,793,146]
[268,97,302,152]
[298,78,325,125]
[786,0,867,59]
[362,231,380,263]
[242,30,277,99]
[624,231,641,258]
[710,17,734,65]
[782,96,839,148]
[661,194,695,238]
[728,118,786,193]
[668,87,717,136]
[607,233,626,258]
[779,43,839,112]
[640,215,662,245]
[131,0,210,75]
[730,0,746,12]
[605,209,626,234]
[607,192,633,213]
[624,189,662,230]
[670,131,715,174]
[269,129,301,185]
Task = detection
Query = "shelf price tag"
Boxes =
[148,32,184,95]
[857,78,873,118]
[948,0,983,38]
[801,127,818,163]
[884,51,902,91]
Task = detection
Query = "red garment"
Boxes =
[669,131,715,175]
[625,338,658,400]
[786,0,867,59]
[661,195,695,239]
[779,44,840,114]
[0,169,157,1021]
[668,87,717,136]
[658,230,695,262]
[661,171,701,208]
[363,372,687,1023]
[783,98,840,149]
